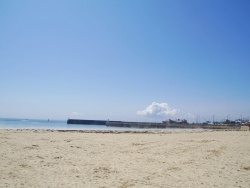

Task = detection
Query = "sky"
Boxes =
[0,0,250,122]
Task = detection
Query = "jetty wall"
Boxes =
[67,119,241,130]
[67,119,107,125]
[106,121,165,128]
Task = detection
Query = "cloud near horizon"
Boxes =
[137,102,180,117]
[71,112,80,116]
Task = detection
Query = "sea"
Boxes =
[0,118,167,131]
[0,118,201,131]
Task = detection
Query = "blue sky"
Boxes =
[1,0,250,122]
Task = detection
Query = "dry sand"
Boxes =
[0,129,249,188]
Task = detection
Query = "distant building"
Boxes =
[235,119,242,125]
[244,121,250,126]
[202,121,214,125]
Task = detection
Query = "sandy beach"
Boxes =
[0,129,249,188]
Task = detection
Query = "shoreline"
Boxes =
[0,128,241,134]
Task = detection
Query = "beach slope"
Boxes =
[0,130,249,187]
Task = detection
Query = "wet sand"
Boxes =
[0,129,249,187]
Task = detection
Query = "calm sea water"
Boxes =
[0,118,117,130]
[0,118,157,130]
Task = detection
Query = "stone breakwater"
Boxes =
[67,119,241,130]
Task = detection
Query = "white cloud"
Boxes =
[137,102,180,117]
[71,112,80,116]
